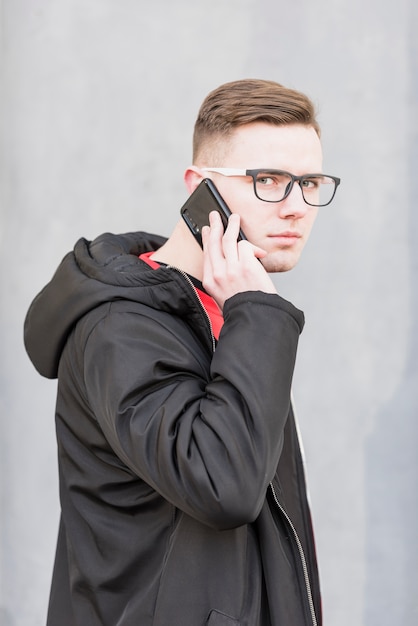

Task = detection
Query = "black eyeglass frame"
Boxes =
[201,167,341,207]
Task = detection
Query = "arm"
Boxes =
[82,289,303,531]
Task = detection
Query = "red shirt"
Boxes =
[139,252,224,339]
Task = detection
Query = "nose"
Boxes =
[277,182,309,219]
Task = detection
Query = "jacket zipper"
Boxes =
[167,266,216,353]
[269,481,318,626]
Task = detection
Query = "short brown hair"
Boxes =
[193,78,320,163]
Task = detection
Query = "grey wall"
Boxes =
[1,1,417,624]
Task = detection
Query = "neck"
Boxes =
[151,219,204,281]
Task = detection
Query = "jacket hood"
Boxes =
[24,231,196,379]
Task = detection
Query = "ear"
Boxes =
[184,166,204,194]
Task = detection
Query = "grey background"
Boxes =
[1,1,417,624]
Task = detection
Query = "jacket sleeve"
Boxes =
[80,291,304,530]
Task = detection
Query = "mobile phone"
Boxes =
[180,178,247,248]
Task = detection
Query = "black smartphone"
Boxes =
[180,178,247,248]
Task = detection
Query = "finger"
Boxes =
[202,212,224,277]
[206,211,226,262]
[221,214,241,261]
[201,224,210,249]
[237,239,268,260]
[202,212,222,257]
[208,210,225,233]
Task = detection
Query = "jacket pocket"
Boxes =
[206,609,240,625]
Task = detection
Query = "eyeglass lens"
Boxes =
[254,172,336,206]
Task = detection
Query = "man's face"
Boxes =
[202,123,323,273]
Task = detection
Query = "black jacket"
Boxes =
[24,231,321,626]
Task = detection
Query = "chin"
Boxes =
[262,253,300,274]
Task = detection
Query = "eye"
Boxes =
[301,177,321,190]
[256,175,276,186]
[255,172,288,187]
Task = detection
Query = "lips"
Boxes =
[269,230,302,242]
[275,230,302,238]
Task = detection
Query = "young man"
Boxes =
[24,79,340,626]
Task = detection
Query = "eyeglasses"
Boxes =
[201,168,341,207]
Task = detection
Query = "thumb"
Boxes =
[238,239,268,259]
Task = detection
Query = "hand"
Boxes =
[201,211,278,310]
